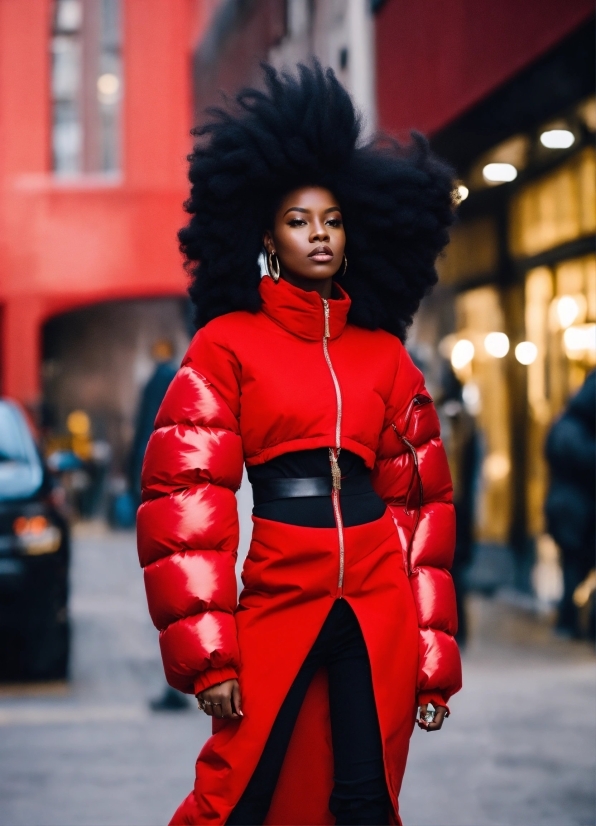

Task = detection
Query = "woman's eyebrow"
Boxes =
[283,206,309,216]
[283,205,342,216]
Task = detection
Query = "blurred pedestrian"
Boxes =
[545,370,595,639]
[130,339,189,710]
[128,339,177,506]
[137,64,461,825]
[439,366,480,646]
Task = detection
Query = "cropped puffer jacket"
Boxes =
[137,274,461,824]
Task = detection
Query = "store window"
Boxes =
[509,147,596,258]
[436,216,498,286]
[450,286,512,544]
[525,253,596,536]
[51,0,122,176]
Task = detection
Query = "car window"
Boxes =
[0,402,37,463]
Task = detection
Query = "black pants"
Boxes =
[227,599,390,825]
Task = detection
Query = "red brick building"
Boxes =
[0,0,208,408]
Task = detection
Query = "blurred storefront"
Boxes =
[375,4,595,586]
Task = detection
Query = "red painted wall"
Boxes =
[0,0,204,405]
[375,0,594,136]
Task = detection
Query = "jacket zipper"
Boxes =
[322,298,345,592]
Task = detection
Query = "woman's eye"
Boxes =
[288,218,306,227]
[326,218,343,227]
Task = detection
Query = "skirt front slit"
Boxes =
[227,598,390,826]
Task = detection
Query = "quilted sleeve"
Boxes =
[372,343,462,708]
[136,325,243,695]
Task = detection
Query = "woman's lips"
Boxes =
[308,246,333,263]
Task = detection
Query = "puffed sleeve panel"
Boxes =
[141,424,243,498]
[137,323,243,695]
[417,629,461,706]
[159,612,240,695]
[372,341,462,705]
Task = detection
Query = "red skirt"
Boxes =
[171,509,419,825]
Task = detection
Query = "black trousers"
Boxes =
[227,599,390,825]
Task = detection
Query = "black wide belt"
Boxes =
[251,473,373,507]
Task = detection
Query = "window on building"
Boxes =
[51,0,122,176]
[285,0,312,39]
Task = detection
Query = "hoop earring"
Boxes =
[268,252,281,283]
[340,254,347,277]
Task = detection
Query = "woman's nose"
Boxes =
[310,222,329,242]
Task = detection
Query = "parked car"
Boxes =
[0,399,70,680]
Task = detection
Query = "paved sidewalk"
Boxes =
[0,527,593,826]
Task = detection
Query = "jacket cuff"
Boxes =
[417,690,450,714]
[193,666,238,696]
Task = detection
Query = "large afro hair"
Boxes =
[179,62,456,341]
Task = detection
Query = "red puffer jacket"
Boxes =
[138,274,461,825]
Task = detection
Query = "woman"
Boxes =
[137,64,461,825]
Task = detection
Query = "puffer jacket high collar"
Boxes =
[259,273,350,341]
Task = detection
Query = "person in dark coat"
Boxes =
[129,340,178,505]
[130,339,187,710]
[438,365,479,646]
[545,370,595,638]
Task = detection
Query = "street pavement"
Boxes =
[0,525,594,826]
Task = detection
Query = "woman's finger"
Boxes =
[220,694,234,718]
[232,683,243,717]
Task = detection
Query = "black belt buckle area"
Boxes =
[251,474,373,507]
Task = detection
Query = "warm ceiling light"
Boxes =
[515,341,538,365]
[483,452,511,481]
[555,296,580,329]
[457,184,469,202]
[540,129,575,149]
[484,332,510,358]
[451,339,475,370]
[563,324,596,353]
[482,163,517,183]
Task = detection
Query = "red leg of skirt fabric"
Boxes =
[171,510,417,826]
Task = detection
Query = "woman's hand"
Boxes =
[417,703,448,732]
[197,679,243,719]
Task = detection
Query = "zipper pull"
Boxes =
[329,448,342,490]
[322,298,330,339]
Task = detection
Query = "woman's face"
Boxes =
[263,187,346,293]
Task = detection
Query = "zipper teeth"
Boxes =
[322,304,342,449]
[332,490,345,588]
[322,298,345,590]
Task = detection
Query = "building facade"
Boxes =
[375,2,595,582]
[0,0,207,404]
[0,0,218,478]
